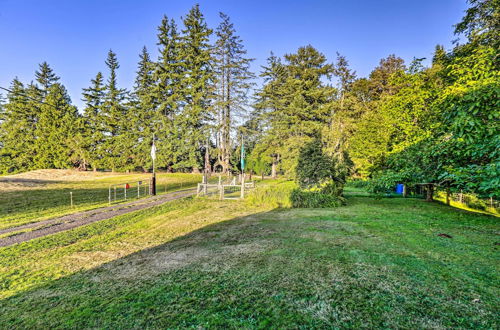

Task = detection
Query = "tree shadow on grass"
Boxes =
[0,209,291,327]
[0,197,498,328]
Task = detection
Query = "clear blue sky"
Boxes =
[0,0,468,109]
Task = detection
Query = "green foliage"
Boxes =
[81,72,106,170]
[173,4,214,171]
[295,138,350,195]
[245,180,294,208]
[255,46,335,177]
[290,189,345,208]
[0,63,80,174]
[214,13,255,173]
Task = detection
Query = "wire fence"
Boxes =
[435,188,499,214]
[0,176,202,225]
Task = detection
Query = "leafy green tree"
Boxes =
[434,46,499,197]
[348,55,407,176]
[323,53,358,164]
[454,0,500,48]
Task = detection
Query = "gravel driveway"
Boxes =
[0,189,196,248]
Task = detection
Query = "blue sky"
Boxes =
[0,0,468,109]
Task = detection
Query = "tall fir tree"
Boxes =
[154,16,182,170]
[102,50,129,171]
[33,83,80,169]
[255,46,335,176]
[0,79,36,173]
[81,72,106,171]
[35,61,60,97]
[175,4,215,171]
[214,12,255,173]
[131,46,157,171]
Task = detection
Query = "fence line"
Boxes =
[434,188,499,214]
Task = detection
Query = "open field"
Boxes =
[0,184,498,328]
[0,169,202,230]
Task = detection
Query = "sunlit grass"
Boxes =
[0,171,202,230]
[0,182,498,328]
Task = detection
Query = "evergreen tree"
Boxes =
[33,84,79,169]
[102,50,129,171]
[175,4,214,171]
[132,46,157,171]
[154,16,182,170]
[0,79,36,173]
[81,72,106,170]
[255,45,335,176]
[35,62,60,97]
[214,12,255,173]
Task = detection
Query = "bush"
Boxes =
[348,179,370,189]
[290,189,345,208]
[245,181,294,208]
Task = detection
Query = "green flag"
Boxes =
[241,138,245,171]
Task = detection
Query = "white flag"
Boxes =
[150,142,157,160]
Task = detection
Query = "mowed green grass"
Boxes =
[0,185,498,328]
[0,170,202,230]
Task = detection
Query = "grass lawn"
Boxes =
[0,183,498,328]
[0,169,202,230]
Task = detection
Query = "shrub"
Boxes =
[245,180,294,208]
[290,189,345,208]
[292,138,351,208]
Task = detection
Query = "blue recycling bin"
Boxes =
[395,184,404,194]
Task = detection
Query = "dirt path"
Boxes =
[0,189,196,248]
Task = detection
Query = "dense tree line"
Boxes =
[0,5,254,174]
[246,0,498,199]
[0,1,498,200]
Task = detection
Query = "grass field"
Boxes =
[0,182,498,328]
[0,169,202,230]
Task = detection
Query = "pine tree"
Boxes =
[175,4,215,171]
[0,79,36,173]
[154,16,182,170]
[82,72,106,171]
[255,46,335,176]
[214,12,255,173]
[33,83,79,169]
[35,62,60,96]
[131,46,157,171]
[102,49,129,171]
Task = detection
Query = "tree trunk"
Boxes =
[425,184,434,202]
[271,154,277,179]
[446,185,450,205]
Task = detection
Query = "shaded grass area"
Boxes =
[0,188,499,328]
[0,173,202,230]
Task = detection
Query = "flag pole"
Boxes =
[151,133,156,195]
[240,134,245,199]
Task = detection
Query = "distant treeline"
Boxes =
[0,1,498,199]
